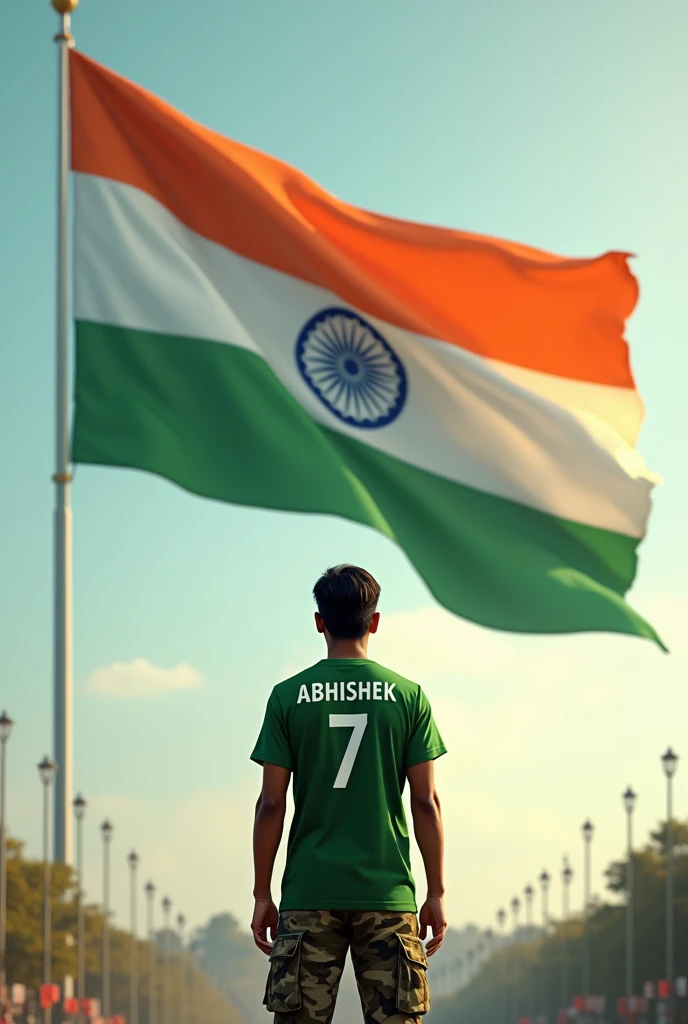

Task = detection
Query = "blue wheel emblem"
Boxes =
[295,308,407,428]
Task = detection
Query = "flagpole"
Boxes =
[52,0,77,864]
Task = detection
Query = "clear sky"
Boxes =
[2,0,687,946]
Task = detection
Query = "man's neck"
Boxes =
[325,636,370,660]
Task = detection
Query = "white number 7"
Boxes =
[329,714,368,789]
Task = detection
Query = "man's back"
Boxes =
[250,564,447,1024]
[252,658,446,911]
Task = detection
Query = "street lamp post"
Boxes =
[524,885,534,1017]
[128,852,139,1024]
[177,914,186,1024]
[484,926,494,1008]
[100,820,114,1017]
[511,896,521,934]
[497,908,507,1024]
[538,871,551,1019]
[562,857,573,1010]
[484,928,494,959]
[539,870,551,927]
[510,899,521,1019]
[582,820,594,998]
[73,795,87,1023]
[38,757,58,1024]
[661,748,679,1024]
[524,885,534,931]
[0,712,14,988]
[145,882,156,1024]
[162,897,172,1024]
[622,788,637,1002]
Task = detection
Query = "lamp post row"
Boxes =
[492,817,615,1014]
[0,717,679,1020]
[76,810,184,1024]
[0,738,190,1024]
[425,752,674,1023]
[487,748,679,1021]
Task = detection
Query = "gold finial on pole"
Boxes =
[52,0,78,46]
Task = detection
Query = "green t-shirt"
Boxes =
[250,658,446,912]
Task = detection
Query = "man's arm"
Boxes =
[251,762,291,954]
[407,759,447,955]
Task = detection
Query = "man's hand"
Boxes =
[419,896,447,956]
[407,761,445,957]
[251,896,279,955]
[253,764,290,949]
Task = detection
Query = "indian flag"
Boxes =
[70,52,662,644]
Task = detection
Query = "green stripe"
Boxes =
[73,322,662,645]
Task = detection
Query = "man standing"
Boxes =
[251,565,447,1023]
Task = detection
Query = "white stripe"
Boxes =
[74,174,659,537]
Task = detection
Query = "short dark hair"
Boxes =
[313,565,381,639]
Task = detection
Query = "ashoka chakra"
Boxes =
[295,308,407,429]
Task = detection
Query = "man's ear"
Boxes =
[315,612,326,635]
[369,611,380,635]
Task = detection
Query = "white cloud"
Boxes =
[87,658,204,699]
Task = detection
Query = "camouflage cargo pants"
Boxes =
[263,910,430,1024]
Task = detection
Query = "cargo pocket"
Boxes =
[396,934,430,1015]
[264,933,305,1014]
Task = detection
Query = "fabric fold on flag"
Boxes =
[69,51,663,645]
